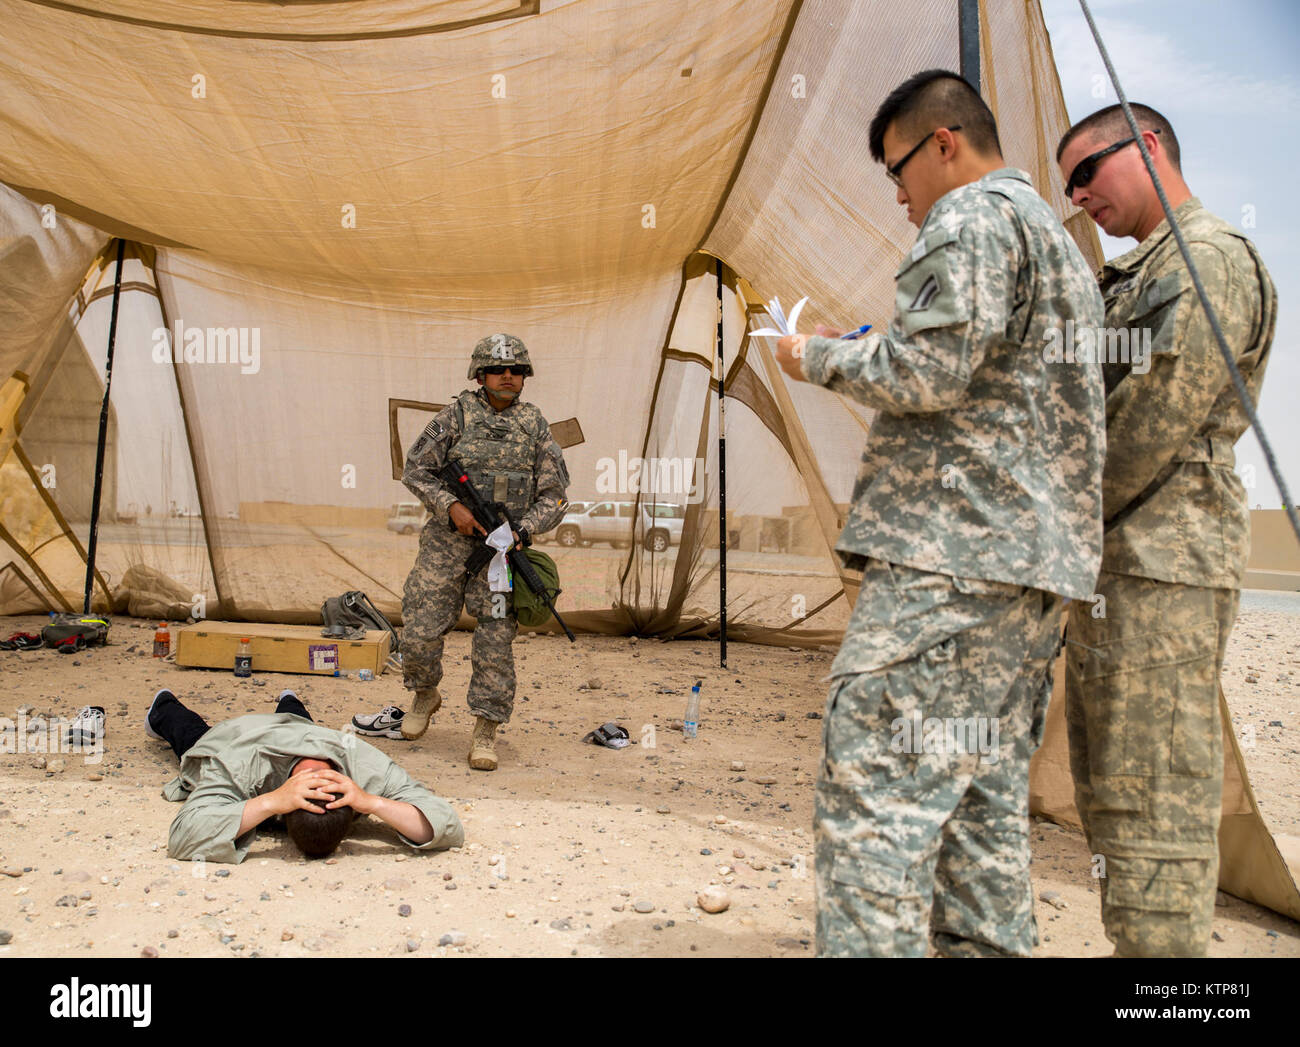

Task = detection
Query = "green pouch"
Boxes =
[512,548,561,627]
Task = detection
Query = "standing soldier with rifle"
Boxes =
[398,334,571,770]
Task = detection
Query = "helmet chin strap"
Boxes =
[484,385,520,407]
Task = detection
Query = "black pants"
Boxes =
[151,691,313,761]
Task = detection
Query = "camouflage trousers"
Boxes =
[401,521,517,724]
[1065,571,1238,957]
[816,559,1065,957]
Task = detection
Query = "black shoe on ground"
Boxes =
[145,689,175,741]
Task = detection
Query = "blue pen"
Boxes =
[841,323,873,340]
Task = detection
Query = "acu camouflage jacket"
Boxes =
[403,387,570,539]
[802,168,1106,601]
[1094,197,1275,588]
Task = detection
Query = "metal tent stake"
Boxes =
[83,237,126,615]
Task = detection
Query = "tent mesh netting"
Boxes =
[0,0,1098,639]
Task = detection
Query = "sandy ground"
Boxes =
[0,606,1297,959]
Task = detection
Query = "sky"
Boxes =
[1040,0,1298,509]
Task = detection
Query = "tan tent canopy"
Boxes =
[0,0,1098,629]
[0,0,1295,920]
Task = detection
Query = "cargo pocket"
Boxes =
[887,637,968,781]
[821,677,846,774]
[1075,619,1219,778]
[822,673,891,784]
[1105,859,1209,915]
[1169,624,1221,778]
[826,636,963,788]
[1127,269,1191,374]
[464,468,490,501]
[890,636,960,711]
[830,850,922,901]
[503,470,533,514]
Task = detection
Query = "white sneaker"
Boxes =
[64,706,106,746]
[351,705,406,739]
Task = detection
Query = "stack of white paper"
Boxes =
[750,295,807,337]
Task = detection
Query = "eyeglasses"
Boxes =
[1064,129,1159,198]
[887,126,962,186]
[480,365,526,376]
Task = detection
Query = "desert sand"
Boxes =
[0,601,1297,958]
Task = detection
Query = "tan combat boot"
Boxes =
[400,687,442,740]
[468,716,499,771]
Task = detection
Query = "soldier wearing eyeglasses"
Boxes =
[1056,104,1276,957]
[397,334,570,770]
[774,69,1106,957]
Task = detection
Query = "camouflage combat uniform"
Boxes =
[401,385,569,724]
[801,168,1106,957]
[1064,197,1275,957]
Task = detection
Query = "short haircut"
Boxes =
[284,793,353,858]
[1056,103,1181,171]
[868,69,1002,164]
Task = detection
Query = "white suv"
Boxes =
[553,501,685,552]
[387,502,428,534]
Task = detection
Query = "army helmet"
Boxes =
[467,333,534,379]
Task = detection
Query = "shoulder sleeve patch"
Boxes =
[893,229,971,339]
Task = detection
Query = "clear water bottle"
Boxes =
[683,681,701,740]
[234,637,252,677]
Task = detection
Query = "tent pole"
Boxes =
[959,0,980,92]
[83,237,126,615]
[150,256,232,619]
[715,258,727,668]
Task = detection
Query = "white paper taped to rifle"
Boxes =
[750,295,808,337]
[485,523,516,592]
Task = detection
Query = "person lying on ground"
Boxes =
[145,687,463,863]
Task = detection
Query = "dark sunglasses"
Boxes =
[887,125,962,186]
[1064,129,1159,198]
[480,365,526,376]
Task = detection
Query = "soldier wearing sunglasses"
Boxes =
[774,69,1106,958]
[397,334,571,770]
[1056,104,1276,957]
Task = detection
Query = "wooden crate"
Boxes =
[173,621,391,675]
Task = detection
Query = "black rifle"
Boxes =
[438,460,576,642]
